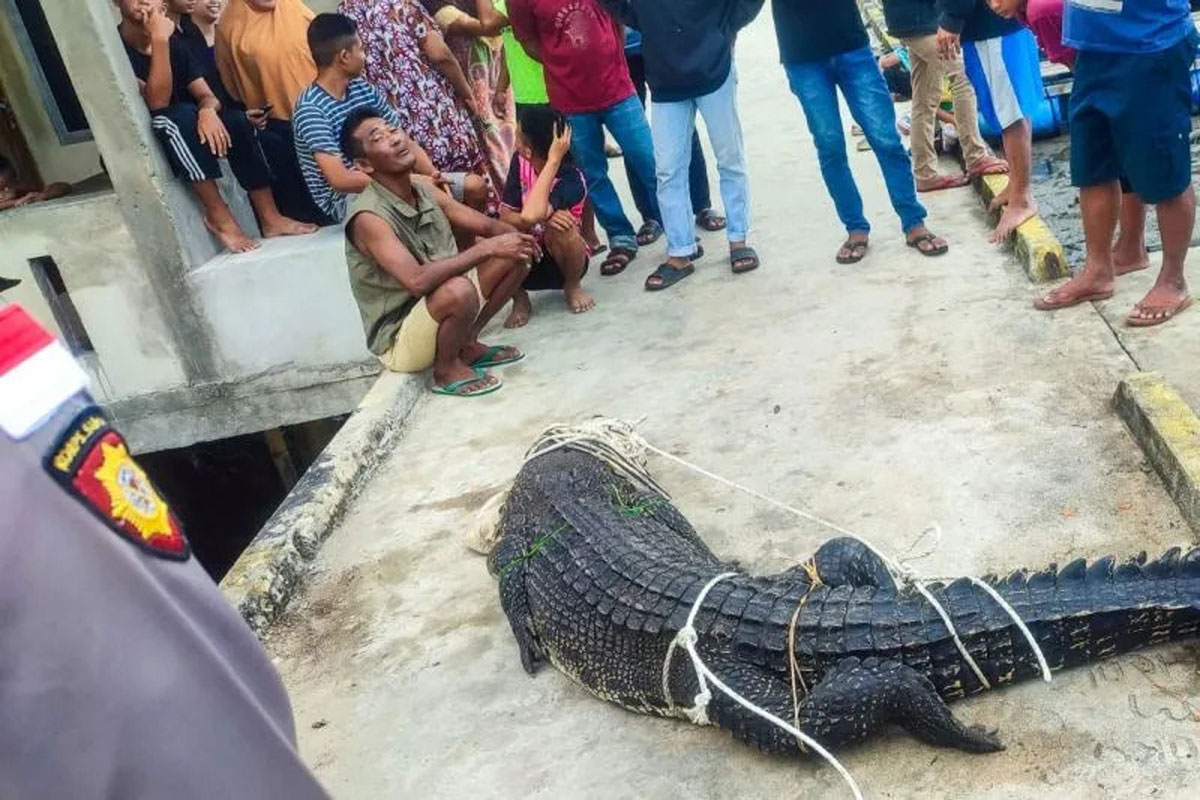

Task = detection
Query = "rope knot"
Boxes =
[676,626,698,649]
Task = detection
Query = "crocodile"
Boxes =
[490,444,1200,758]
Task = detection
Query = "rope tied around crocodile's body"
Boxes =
[522,419,1052,799]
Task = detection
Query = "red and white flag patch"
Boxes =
[0,305,89,439]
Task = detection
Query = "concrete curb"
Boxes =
[1114,372,1200,537]
[972,173,1069,284]
[220,371,424,636]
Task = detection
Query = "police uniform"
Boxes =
[0,306,328,799]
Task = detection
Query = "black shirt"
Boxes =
[500,155,587,216]
[176,15,239,109]
[122,31,203,108]
[771,0,869,64]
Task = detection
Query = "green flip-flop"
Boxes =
[432,368,502,397]
[470,345,525,369]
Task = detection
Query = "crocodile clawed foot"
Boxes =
[963,724,1006,753]
[517,619,545,675]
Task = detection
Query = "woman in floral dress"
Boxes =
[422,0,515,197]
[338,0,493,202]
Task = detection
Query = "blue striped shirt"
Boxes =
[292,79,402,222]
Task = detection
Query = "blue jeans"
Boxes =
[784,47,926,235]
[566,94,658,252]
[651,68,750,257]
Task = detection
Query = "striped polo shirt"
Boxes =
[292,78,402,222]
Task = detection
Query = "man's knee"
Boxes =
[431,275,479,316]
[544,223,586,257]
[462,174,489,211]
[221,109,256,146]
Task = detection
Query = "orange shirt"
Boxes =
[215,0,317,121]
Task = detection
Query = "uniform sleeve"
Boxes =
[506,0,539,51]
[293,101,339,155]
[726,0,765,32]
[500,155,523,210]
[548,165,586,211]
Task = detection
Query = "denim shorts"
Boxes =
[1069,32,1198,203]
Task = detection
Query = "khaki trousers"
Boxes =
[901,34,992,181]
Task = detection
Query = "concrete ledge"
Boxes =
[973,173,1069,283]
[220,371,424,636]
[1114,372,1200,536]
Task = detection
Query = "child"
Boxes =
[499,105,594,327]
[986,0,1151,306]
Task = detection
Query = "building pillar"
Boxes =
[38,0,218,384]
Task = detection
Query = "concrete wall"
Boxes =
[0,189,189,400]
[0,8,101,184]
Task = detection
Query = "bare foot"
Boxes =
[989,198,1038,244]
[261,215,318,237]
[988,183,1011,213]
[204,215,259,253]
[1126,280,1193,327]
[1113,251,1151,276]
[1033,272,1115,311]
[564,285,595,314]
[504,289,532,328]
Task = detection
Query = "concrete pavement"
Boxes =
[264,18,1200,799]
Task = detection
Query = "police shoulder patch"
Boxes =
[44,407,190,561]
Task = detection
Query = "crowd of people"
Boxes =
[111,0,1195,396]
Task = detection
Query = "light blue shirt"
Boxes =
[1064,0,1194,54]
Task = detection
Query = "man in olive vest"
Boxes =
[341,109,537,397]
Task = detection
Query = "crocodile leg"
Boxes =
[491,534,544,675]
[799,657,1004,753]
[812,537,896,590]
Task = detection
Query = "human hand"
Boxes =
[197,108,231,157]
[547,209,577,233]
[936,28,961,59]
[548,119,572,163]
[246,107,270,130]
[483,232,538,263]
[144,4,176,43]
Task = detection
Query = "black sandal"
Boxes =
[730,246,759,274]
[600,247,636,276]
[645,262,694,292]
[906,232,949,257]
[636,220,663,246]
[836,239,869,264]
[695,209,727,232]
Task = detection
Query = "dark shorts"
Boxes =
[1069,33,1197,203]
[522,250,589,291]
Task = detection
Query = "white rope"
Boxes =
[663,572,863,800]
[527,421,1051,686]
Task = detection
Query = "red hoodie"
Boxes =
[1020,0,1075,69]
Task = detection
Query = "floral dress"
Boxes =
[430,0,516,198]
[338,0,492,196]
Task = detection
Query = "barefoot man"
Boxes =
[341,110,536,396]
[1032,0,1193,325]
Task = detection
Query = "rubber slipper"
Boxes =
[432,368,501,397]
[695,209,727,232]
[470,344,524,369]
[968,155,1010,177]
[636,220,663,246]
[907,232,948,257]
[730,246,759,274]
[645,262,694,292]
[1125,295,1194,327]
[589,243,607,257]
[916,174,971,193]
[600,247,636,277]
[1033,287,1114,311]
[836,239,868,264]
